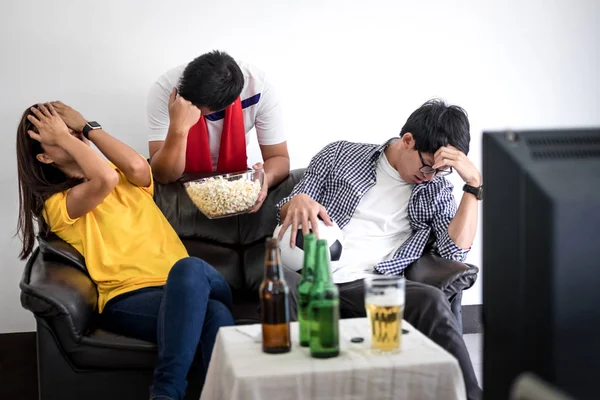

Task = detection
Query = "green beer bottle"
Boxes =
[298,233,317,347]
[309,239,340,358]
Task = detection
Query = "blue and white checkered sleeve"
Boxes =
[276,141,341,222]
[432,179,470,262]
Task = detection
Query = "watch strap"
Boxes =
[82,121,101,139]
[463,184,483,200]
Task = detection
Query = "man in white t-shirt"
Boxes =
[276,99,483,400]
[329,150,415,284]
[147,50,289,212]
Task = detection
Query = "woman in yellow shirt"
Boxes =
[16,102,234,400]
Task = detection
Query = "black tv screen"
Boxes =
[482,129,600,400]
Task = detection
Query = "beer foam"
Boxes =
[365,290,404,306]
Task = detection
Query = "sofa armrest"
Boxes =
[404,253,479,297]
[20,246,97,340]
[37,234,87,273]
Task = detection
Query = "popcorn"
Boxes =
[185,177,262,218]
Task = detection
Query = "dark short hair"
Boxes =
[400,99,470,155]
[178,50,244,111]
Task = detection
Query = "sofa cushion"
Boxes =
[180,239,244,292]
[64,328,157,369]
[231,301,260,325]
[241,240,302,296]
[242,242,267,296]
[56,311,259,370]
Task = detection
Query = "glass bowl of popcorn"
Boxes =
[183,168,264,219]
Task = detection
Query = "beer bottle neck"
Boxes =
[264,240,283,280]
[264,261,283,279]
[302,234,317,280]
[315,241,334,284]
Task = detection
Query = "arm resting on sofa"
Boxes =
[404,253,479,297]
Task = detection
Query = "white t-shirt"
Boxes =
[331,153,414,284]
[147,61,285,170]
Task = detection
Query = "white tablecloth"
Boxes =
[200,318,465,400]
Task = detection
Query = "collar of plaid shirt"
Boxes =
[277,138,470,275]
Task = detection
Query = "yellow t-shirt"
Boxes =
[43,161,189,313]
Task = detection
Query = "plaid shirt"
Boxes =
[276,139,469,275]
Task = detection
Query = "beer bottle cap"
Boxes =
[350,337,364,343]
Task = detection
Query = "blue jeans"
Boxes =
[102,257,234,400]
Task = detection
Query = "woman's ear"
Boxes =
[36,153,53,164]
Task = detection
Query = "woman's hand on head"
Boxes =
[26,103,70,146]
[50,101,87,132]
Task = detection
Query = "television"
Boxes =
[482,128,600,400]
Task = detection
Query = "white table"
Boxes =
[200,318,466,400]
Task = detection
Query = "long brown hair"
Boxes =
[16,106,82,260]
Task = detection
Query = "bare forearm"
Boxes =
[57,135,117,183]
[263,156,290,188]
[150,128,188,183]
[448,193,479,250]
[88,129,144,177]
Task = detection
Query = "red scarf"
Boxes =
[184,97,247,173]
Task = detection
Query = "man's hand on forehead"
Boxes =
[433,145,481,186]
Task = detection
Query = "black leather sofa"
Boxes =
[19,169,478,400]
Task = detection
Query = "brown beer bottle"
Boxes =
[259,237,291,354]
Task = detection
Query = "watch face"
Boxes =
[88,121,101,129]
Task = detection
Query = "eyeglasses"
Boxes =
[418,151,453,177]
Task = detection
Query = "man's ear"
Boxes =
[36,153,53,164]
[401,132,415,147]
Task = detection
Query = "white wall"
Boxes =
[1,0,598,333]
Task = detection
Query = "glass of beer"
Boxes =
[364,276,405,353]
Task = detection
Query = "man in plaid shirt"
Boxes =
[277,99,483,400]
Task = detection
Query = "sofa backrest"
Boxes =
[153,169,306,297]
[154,169,305,244]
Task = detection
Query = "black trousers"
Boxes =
[337,279,482,400]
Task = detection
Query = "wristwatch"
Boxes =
[82,121,102,140]
[463,184,483,200]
